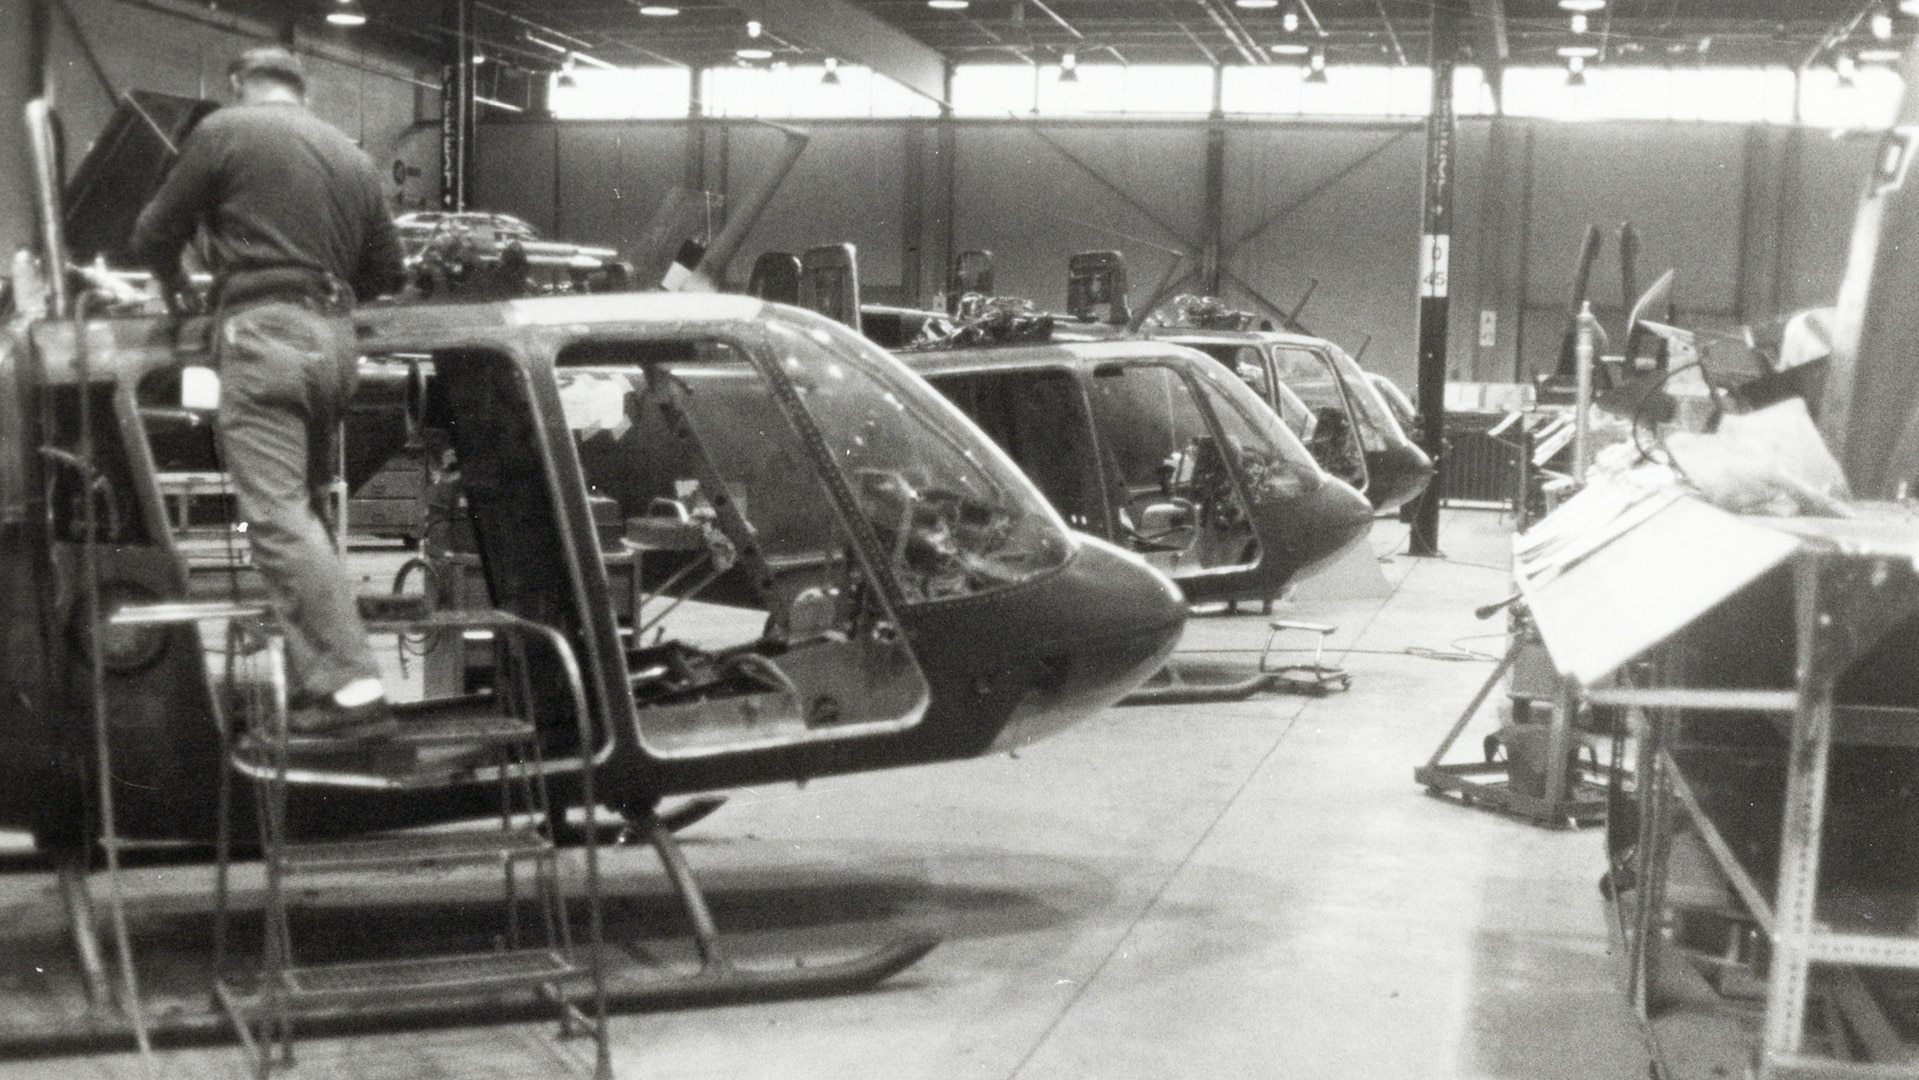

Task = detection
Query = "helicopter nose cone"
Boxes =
[1288,475,1375,580]
[1368,444,1437,514]
[986,535,1186,752]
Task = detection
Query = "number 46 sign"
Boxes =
[1418,233,1450,299]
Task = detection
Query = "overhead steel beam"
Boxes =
[1295,0,1324,36]
[1800,0,1873,68]
[1373,0,1409,67]
[1026,0,1084,41]
[1159,0,1221,66]
[1193,0,1262,66]
[750,0,949,105]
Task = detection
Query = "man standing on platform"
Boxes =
[132,45,406,739]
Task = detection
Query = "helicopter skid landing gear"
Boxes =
[1119,619,1350,706]
[54,857,111,1009]
[613,812,938,1008]
[657,795,727,834]
[1118,660,1278,705]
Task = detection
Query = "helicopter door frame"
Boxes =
[1093,358,1266,581]
[548,323,933,762]
[1265,342,1371,496]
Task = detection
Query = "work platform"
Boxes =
[0,513,1655,1080]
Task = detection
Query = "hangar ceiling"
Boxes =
[239,0,1906,88]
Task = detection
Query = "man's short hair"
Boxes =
[228,46,307,96]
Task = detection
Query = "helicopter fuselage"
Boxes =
[899,339,1373,607]
[0,293,1185,847]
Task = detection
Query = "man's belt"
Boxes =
[216,267,352,313]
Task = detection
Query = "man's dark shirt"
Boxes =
[130,101,404,301]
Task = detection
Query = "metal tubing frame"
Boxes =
[1762,554,1841,1066]
[1616,549,1919,1077]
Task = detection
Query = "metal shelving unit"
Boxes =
[1598,531,1919,1079]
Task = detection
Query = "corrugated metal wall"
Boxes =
[469,112,1871,395]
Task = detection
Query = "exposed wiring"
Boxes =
[1628,358,1714,465]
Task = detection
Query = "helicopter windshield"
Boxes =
[1266,344,1372,490]
[555,319,1072,608]
[766,317,1074,602]
[1323,344,1410,446]
[922,367,1106,534]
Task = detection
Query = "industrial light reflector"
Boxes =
[326,0,366,26]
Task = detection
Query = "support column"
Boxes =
[1202,69,1225,296]
[685,73,706,192]
[900,123,925,304]
[439,0,474,211]
[934,88,956,303]
[1408,1,1462,558]
[0,0,47,264]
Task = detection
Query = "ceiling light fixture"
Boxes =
[1059,50,1078,83]
[1570,12,1588,33]
[1236,0,1281,9]
[1269,41,1309,55]
[928,0,970,8]
[556,58,577,89]
[1557,0,1604,11]
[746,19,763,37]
[1566,56,1587,87]
[1900,0,1919,16]
[821,57,841,86]
[638,4,680,15]
[325,0,366,27]
[1858,46,1902,63]
[1872,7,1896,40]
[1557,44,1600,59]
[1836,52,1859,87]
[737,46,773,60]
[1304,46,1327,83]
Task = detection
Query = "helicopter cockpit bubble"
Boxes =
[541,311,1076,757]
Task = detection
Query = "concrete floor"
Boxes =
[0,509,1653,1079]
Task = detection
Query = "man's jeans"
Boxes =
[215,299,379,699]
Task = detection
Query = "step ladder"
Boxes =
[64,600,273,1064]
[121,603,611,1078]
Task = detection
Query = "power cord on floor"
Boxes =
[1390,553,1512,574]
[1174,643,1501,663]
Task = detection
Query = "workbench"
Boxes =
[1519,491,1919,1078]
